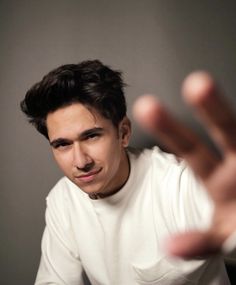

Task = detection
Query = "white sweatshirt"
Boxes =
[35,147,230,285]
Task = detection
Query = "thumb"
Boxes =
[164,230,222,259]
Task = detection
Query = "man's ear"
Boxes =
[119,116,131,147]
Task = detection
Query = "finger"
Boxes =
[182,71,236,153]
[133,95,220,179]
[164,230,222,259]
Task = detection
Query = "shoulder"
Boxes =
[47,177,75,203]
[128,146,185,177]
[45,177,91,233]
[44,177,72,224]
[46,177,86,217]
[136,146,198,187]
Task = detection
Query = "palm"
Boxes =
[133,72,236,258]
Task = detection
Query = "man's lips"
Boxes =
[74,168,102,182]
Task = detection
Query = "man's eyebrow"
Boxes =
[79,127,104,139]
[50,138,71,147]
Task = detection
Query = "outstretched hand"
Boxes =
[133,72,236,258]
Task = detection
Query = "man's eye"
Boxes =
[86,133,100,140]
[54,142,70,149]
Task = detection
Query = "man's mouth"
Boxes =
[74,168,102,183]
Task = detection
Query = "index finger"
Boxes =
[182,72,236,154]
[133,95,220,179]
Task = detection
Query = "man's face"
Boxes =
[46,103,131,196]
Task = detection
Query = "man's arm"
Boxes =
[133,71,236,258]
[35,191,86,285]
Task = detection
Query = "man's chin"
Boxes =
[71,179,104,195]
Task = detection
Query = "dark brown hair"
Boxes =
[21,60,127,139]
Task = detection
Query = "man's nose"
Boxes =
[72,144,92,171]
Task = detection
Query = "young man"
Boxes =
[21,60,236,284]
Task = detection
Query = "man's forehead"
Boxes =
[46,103,109,139]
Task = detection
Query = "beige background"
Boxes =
[1,1,236,284]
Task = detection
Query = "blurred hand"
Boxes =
[133,72,236,258]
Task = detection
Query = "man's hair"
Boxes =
[20,60,127,139]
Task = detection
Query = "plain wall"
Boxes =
[1,1,236,284]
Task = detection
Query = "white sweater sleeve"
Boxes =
[35,186,86,285]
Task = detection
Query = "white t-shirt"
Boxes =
[35,147,230,285]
